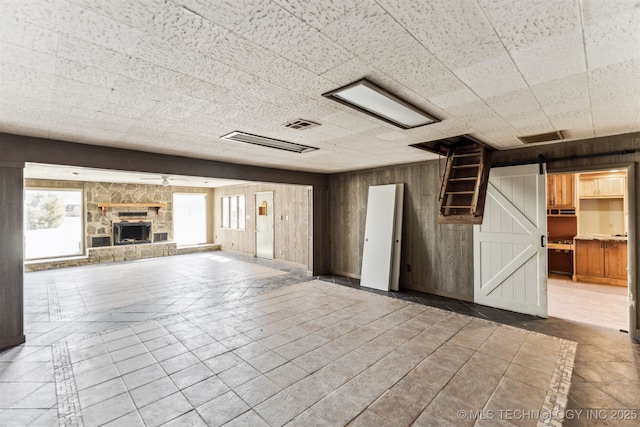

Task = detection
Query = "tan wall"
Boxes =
[214,183,310,267]
[328,161,475,300]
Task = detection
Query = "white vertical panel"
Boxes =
[361,184,404,291]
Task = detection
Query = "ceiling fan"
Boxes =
[140,175,188,187]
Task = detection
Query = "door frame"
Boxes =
[255,191,274,260]
[548,162,636,337]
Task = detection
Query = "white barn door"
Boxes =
[474,164,548,317]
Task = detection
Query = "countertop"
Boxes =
[574,234,628,241]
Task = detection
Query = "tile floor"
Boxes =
[0,252,638,426]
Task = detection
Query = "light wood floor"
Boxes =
[547,273,628,331]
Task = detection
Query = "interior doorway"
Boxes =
[546,168,630,331]
[255,191,274,260]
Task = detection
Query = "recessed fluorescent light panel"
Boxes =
[220,131,318,154]
[322,79,439,129]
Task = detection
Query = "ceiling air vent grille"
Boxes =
[284,119,320,130]
[220,131,318,154]
[517,131,564,144]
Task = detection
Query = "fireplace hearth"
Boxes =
[113,221,152,245]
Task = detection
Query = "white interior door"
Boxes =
[361,184,404,291]
[255,192,274,259]
[474,164,548,317]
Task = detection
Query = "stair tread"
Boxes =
[449,177,477,181]
[452,164,480,168]
[453,152,481,158]
[446,191,475,195]
[442,205,473,208]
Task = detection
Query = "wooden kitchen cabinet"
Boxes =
[604,240,628,281]
[547,174,575,208]
[578,174,625,198]
[575,239,604,277]
[574,239,627,286]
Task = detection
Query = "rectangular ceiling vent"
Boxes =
[220,131,318,154]
[284,119,320,130]
[517,130,564,144]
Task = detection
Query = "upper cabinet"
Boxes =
[578,173,625,198]
[547,173,575,209]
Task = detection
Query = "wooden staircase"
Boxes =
[438,142,492,224]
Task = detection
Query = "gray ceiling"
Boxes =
[1,0,639,174]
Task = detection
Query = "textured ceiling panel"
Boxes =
[0,0,638,173]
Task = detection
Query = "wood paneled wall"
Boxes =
[329,161,475,300]
[0,164,26,350]
[214,183,311,267]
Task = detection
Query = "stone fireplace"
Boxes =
[86,182,172,248]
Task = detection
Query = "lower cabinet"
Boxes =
[574,239,627,286]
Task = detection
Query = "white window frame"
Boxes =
[24,187,84,260]
[221,195,245,230]
[173,192,208,245]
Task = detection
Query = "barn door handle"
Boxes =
[541,235,546,248]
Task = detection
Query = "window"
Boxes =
[25,189,83,259]
[173,193,207,245]
[221,195,245,230]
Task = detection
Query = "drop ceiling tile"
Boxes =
[0,63,53,91]
[509,115,553,135]
[66,0,162,29]
[0,42,56,73]
[530,73,590,116]
[56,34,130,75]
[427,87,480,110]
[453,52,527,98]
[208,32,281,78]
[1,0,61,32]
[110,77,173,106]
[173,0,262,31]
[319,57,377,85]
[121,58,190,91]
[0,17,59,53]
[479,0,580,50]
[274,0,360,30]
[49,102,99,120]
[323,111,379,132]
[485,88,542,119]
[322,3,406,56]
[233,1,317,56]
[469,117,515,135]
[510,33,586,86]
[55,58,120,89]
[375,131,407,142]
[580,0,637,26]
[58,2,144,55]
[447,100,503,124]
[99,102,147,119]
[132,36,199,73]
[588,60,640,135]
[0,90,51,111]
[381,0,495,54]
[584,11,640,70]
[50,93,104,113]
[147,0,229,55]
[51,75,113,100]
[282,31,353,75]
[547,110,593,135]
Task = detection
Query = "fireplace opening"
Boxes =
[113,221,152,245]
